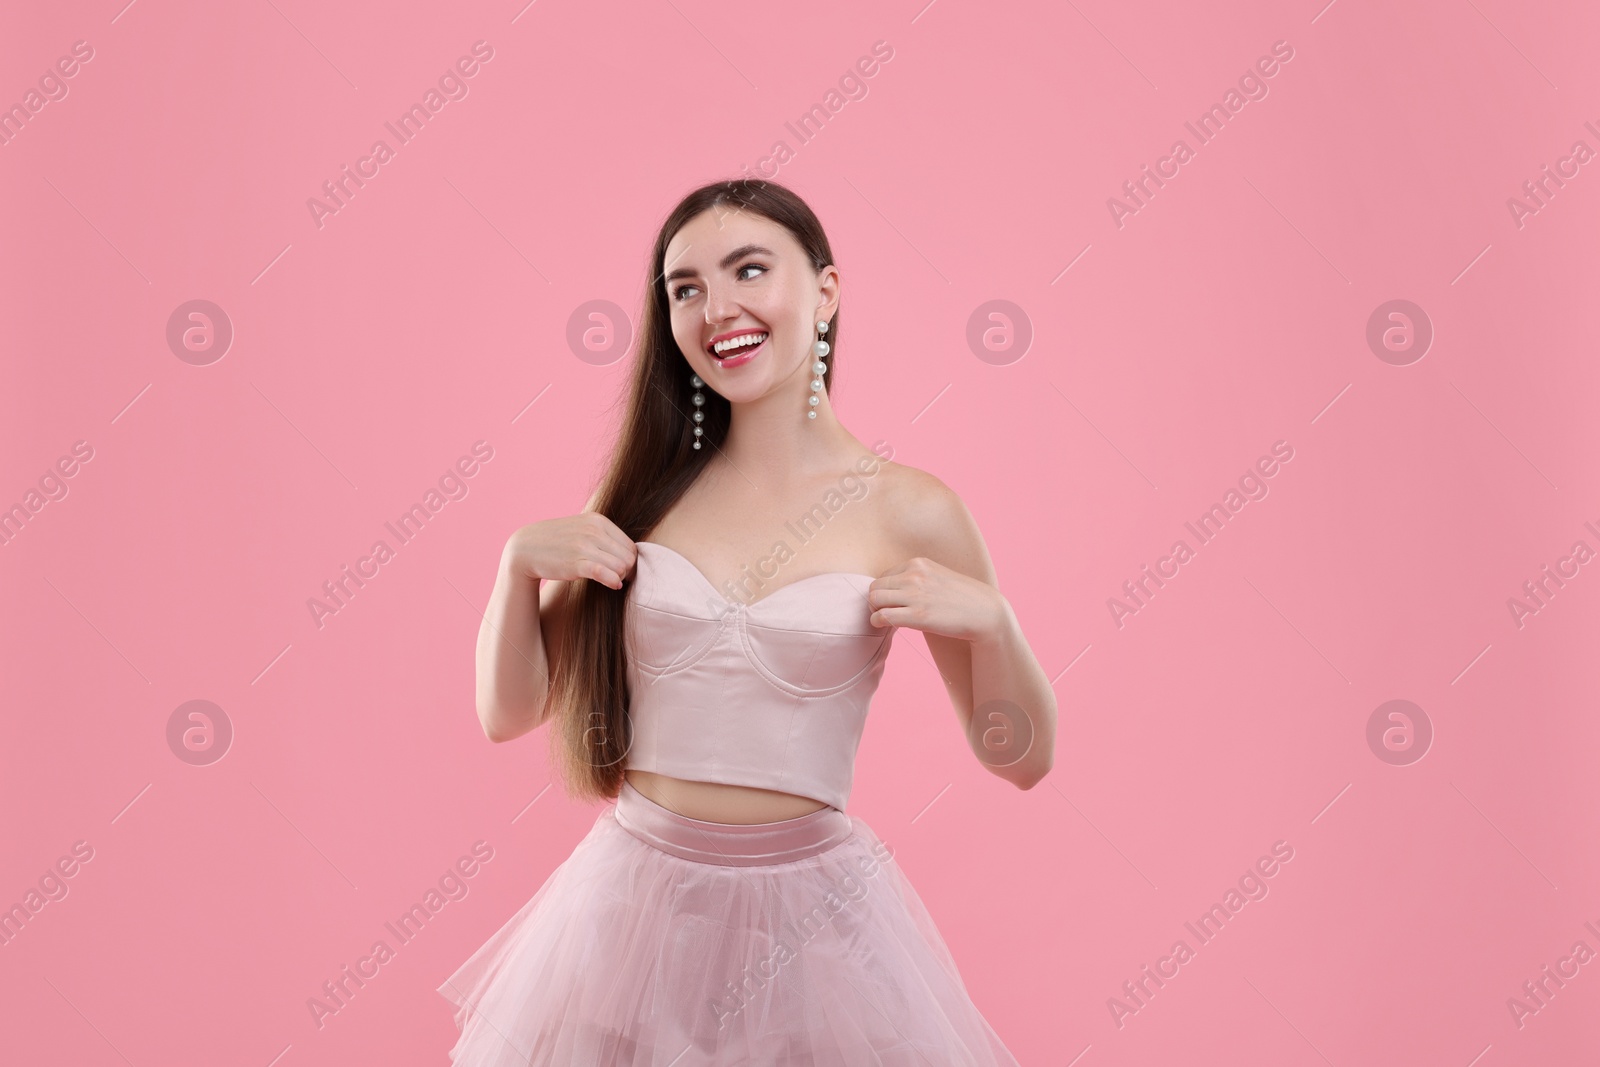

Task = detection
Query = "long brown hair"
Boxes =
[545,178,841,802]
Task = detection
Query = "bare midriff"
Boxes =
[624,769,830,824]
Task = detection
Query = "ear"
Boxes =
[815,264,841,322]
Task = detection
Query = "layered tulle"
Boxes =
[437,782,1019,1065]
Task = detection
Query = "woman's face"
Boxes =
[661,207,838,407]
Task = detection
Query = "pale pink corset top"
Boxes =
[622,541,898,812]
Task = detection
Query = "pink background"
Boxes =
[3,0,1598,1063]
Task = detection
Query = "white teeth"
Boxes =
[712,332,767,355]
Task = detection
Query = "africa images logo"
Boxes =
[306,41,496,229]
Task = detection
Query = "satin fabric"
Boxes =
[624,540,898,812]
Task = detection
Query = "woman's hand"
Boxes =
[865,556,1011,642]
[502,512,638,590]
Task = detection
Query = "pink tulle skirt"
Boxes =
[436,779,1020,1065]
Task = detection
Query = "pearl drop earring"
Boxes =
[690,372,706,449]
[807,320,829,420]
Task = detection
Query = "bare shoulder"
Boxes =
[875,460,997,585]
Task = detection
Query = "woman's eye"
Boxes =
[672,264,763,302]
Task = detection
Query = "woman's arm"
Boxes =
[871,472,1058,789]
[962,600,1057,789]
[475,489,610,743]
[473,547,561,743]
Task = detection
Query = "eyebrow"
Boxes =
[663,244,775,285]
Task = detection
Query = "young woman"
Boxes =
[438,179,1056,1064]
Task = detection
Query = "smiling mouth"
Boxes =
[708,330,768,365]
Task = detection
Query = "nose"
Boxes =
[703,280,739,326]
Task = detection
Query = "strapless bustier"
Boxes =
[622,541,898,811]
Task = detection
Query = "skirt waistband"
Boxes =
[613,780,853,867]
